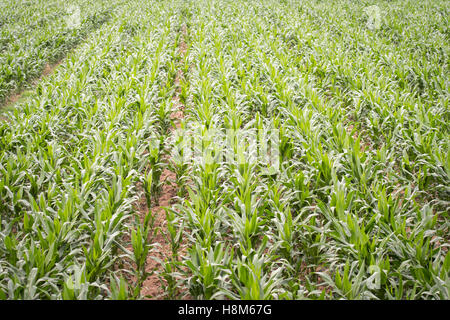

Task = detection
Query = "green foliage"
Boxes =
[168,0,449,300]
[0,0,180,299]
[0,0,448,300]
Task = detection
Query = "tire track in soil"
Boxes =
[139,23,189,299]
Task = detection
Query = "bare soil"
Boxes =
[136,23,189,299]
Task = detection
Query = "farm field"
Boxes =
[0,0,448,300]
[0,0,116,105]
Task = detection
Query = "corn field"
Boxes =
[0,0,448,300]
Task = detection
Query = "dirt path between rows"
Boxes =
[0,60,65,112]
[140,23,188,299]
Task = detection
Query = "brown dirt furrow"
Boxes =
[141,169,178,299]
[1,60,65,110]
[139,23,189,300]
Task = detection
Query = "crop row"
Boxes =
[0,0,119,104]
[0,0,448,300]
[164,0,449,300]
[0,0,181,299]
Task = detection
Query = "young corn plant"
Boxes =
[130,211,154,298]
